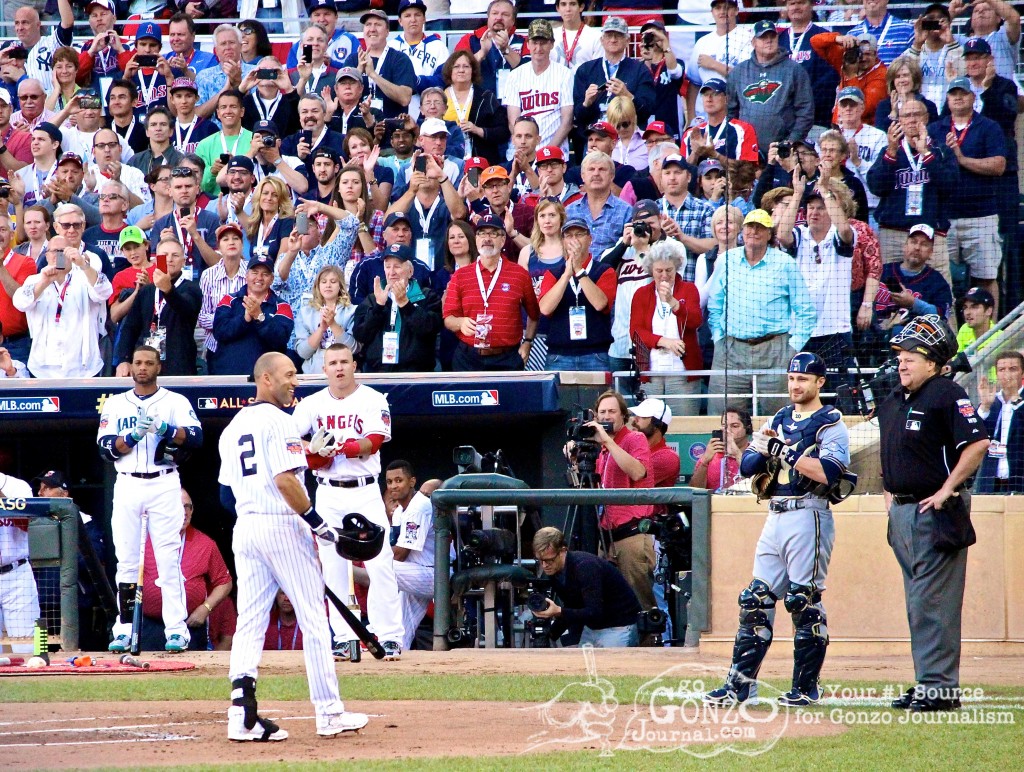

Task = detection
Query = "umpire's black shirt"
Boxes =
[551,551,642,632]
[878,375,988,499]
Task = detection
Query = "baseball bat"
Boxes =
[0,657,24,666]
[120,653,151,669]
[324,584,385,659]
[346,560,361,663]
[130,510,149,656]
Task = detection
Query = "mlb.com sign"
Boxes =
[432,389,499,407]
[0,396,60,413]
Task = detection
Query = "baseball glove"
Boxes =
[308,428,339,457]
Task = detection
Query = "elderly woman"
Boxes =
[815,129,870,222]
[241,177,294,265]
[874,57,939,132]
[629,239,703,416]
[419,86,466,161]
[606,96,647,171]
[293,265,355,373]
[695,204,743,307]
[441,50,509,164]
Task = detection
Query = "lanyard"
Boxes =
[174,210,195,266]
[137,69,158,107]
[255,94,281,122]
[52,274,71,323]
[562,24,584,66]
[116,117,137,143]
[308,65,327,94]
[151,285,166,330]
[448,86,472,122]
[29,161,57,202]
[175,118,197,150]
[276,618,299,650]
[367,46,389,100]
[256,216,278,255]
[789,27,810,57]
[413,196,440,237]
[475,260,502,310]
[220,131,243,157]
[901,139,925,173]
[97,45,115,74]
[602,58,619,83]
[950,116,972,146]
[568,259,590,303]
[706,119,729,148]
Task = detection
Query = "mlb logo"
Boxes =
[906,420,921,431]
[501,282,510,292]
[382,410,391,429]
[199,397,218,410]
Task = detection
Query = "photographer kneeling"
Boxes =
[532,527,642,648]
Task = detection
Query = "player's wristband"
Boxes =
[160,422,176,441]
[122,431,141,448]
[299,506,325,530]
[340,439,363,458]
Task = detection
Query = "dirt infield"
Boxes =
[2,648,1021,769]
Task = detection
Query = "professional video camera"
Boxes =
[644,508,692,571]
[565,406,612,484]
[453,445,514,477]
[840,351,973,417]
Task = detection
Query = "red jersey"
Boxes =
[0,251,36,337]
[442,257,540,348]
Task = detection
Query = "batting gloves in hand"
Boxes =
[131,415,154,442]
[148,419,175,440]
[300,506,337,543]
[308,428,338,457]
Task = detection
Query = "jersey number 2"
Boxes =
[239,435,257,477]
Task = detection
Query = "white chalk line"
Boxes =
[1,734,196,748]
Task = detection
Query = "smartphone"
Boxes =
[219,185,230,196]
[414,154,427,174]
[303,44,314,64]
[921,18,941,31]
[467,167,480,187]
[884,275,903,293]
[136,54,158,67]
[256,67,278,80]
[301,129,313,146]
[156,252,168,273]
[54,251,67,270]
[295,211,309,235]
[711,429,723,442]
[180,205,191,217]
[219,153,231,164]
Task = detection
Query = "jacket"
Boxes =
[810,32,888,126]
[866,139,959,231]
[113,276,202,375]
[209,286,294,375]
[352,281,442,372]
[629,276,703,379]
[572,56,656,141]
[727,48,814,145]
[977,396,1024,493]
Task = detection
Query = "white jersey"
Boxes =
[501,61,574,157]
[687,26,755,96]
[25,25,74,92]
[840,123,887,211]
[292,384,392,479]
[393,491,435,568]
[63,126,134,167]
[0,474,33,563]
[552,24,604,73]
[218,402,308,517]
[97,387,201,475]
[87,163,150,205]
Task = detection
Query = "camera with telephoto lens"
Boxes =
[632,220,652,240]
[637,608,668,637]
[642,31,657,48]
[565,407,611,478]
[527,591,550,613]
[777,141,793,159]
[465,528,517,562]
[644,508,692,568]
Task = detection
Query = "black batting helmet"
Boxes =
[334,513,385,561]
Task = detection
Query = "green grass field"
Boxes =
[3,673,1022,771]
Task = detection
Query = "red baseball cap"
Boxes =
[587,121,616,138]
[643,121,670,138]
[464,156,489,171]
[535,146,565,163]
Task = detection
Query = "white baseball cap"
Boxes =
[419,117,448,137]
[628,398,673,425]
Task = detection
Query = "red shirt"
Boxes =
[538,255,618,312]
[0,250,37,337]
[141,526,231,618]
[702,451,741,491]
[208,595,237,648]
[442,257,540,348]
[0,127,32,180]
[650,438,681,516]
[263,608,303,650]
[110,263,156,307]
[596,426,654,529]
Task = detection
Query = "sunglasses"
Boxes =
[98,193,124,201]
[57,221,85,230]
[171,167,195,178]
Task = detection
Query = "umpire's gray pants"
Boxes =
[708,334,791,418]
[888,498,969,690]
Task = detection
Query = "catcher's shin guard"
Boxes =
[791,605,829,695]
[118,583,137,624]
[725,579,776,690]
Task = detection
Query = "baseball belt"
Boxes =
[768,497,829,514]
[0,558,28,575]
[318,475,376,489]
[120,469,174,479]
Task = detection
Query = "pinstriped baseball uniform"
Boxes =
[392,491,435,651]
[98,387,200,643]
[219,402,344,719]
[0,474,38,654]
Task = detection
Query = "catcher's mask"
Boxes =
[336,513,386,561]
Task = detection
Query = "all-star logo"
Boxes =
[743,79,782,104]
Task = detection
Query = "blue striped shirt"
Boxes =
[707,246,817,351]
[850,14,915,65]
[566,193,633,262]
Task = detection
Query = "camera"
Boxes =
[565,407,612,443]
[0,183,10,199]
[921,18,941,31]
[466,528,517,561]
[262,135,277,147]
[843,46,861,65]
[256,67,278,81]
[642,31,656,48]
[637,608,668,637]
[527,591,550,613]
[777,141,792,159]
[632,220,652,240]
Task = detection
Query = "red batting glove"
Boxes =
[340,439,363,458]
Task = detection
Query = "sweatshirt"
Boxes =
[727,48,814,146]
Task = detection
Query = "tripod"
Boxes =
[562,454,602,555]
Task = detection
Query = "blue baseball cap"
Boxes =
[699,78,727,94]
[964,38,992,56]
[384,211,412,228]
[475,214,506,234]
[248,254,275,273]
[253,119,279,137]
[135,21,162,43]
[947,76,973,94]
[837,86,865,104]
[753,20,777,37]
[384,243,414,262]
[226,155,254,173]
[561,218,589,234]
[398,0,427,12]
[308,0,338,11]
[789,352,826,376]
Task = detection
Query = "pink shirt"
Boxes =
[597,426,654,529]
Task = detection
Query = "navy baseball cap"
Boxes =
[562,217,589,234]
[384,211,412,228]
[308,0,338,11]
[227,155,254,173]
[631,199,660,219]
[699,78,727,94]
[248,254,275,273]
[789,351,826,376]
[135,20,162,43]
[33,470,68,490]
[753,20,777,37]
[312,147,340,164]
[398,0,427,12]
[253,120,278,137]
[661,153,694,173]
[384,243,413,262]
[964,38,992,56]
[475,214,506,233]
[962,287,995,307]
[35,121,62,144]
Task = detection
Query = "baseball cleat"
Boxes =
[332,643,351,662]
[382,641,402,661]
[108,634,130,652]
[704,683,750,706]
[778,686,822,707]
[165,634,188,652]
[227,706,288,742]
[317,711,369,736]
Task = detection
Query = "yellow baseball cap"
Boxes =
[743,209,773,229]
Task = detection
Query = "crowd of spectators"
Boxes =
[0,0,1019,420]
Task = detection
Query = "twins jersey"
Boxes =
[0,474,32,563]
[501,62,574,155]
[218,402,308,517]
[393,492,434,568]
[97,388,201,474]
[292,385,392,479]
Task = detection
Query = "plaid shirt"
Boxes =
[566,193,633,261]
[658,195,715,282]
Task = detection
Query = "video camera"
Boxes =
[565,407,612,482]
[840,351,973,417]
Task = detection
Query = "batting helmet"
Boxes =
[334,513,385,561]
[788,352,826,377]
[890,314,957,365]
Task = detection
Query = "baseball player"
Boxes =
[293,342,405,660]
[219,352,367,741]
[385,460,436,651]
[97,344,203,653]
[0,472,37,654]
[705,352,856,707]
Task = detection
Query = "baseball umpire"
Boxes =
[705,352,856,707]
[97,344,202,653]
[219,352,376,741]
[878,315,989,712]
